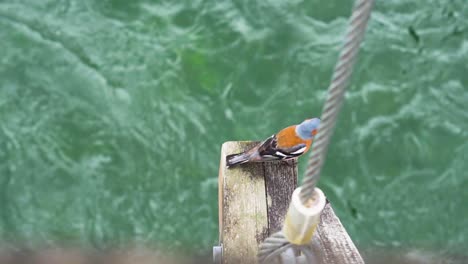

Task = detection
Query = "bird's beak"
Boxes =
[312,129,318,136]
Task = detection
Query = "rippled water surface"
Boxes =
[1,0,467,255]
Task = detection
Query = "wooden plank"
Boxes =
[218,141,269,264]
[263,159,297,232]
[312,203,364,264]
[218,141,363,264]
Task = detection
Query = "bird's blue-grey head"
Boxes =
[295,118,321,140]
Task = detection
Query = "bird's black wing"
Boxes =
[279,144,307,157]
[257,135,306,160]
[257,135,278,157]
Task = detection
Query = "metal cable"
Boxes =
[258,231,288,263]
[300,0,374,203]
[258,0,373,262]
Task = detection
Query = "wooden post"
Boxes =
[218,141,296,263]
[217,141,363,264]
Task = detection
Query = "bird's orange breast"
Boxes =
[276,126,312,152]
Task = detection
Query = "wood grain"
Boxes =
[263,159,297,233]
[219,141,269,264]
[312,203,364,264]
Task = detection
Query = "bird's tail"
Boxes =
[226,152,251,168]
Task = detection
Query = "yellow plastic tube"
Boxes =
[282,187,326,245]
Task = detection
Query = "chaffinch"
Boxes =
[227,118,320,167]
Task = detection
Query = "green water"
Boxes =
[1,0,467,255]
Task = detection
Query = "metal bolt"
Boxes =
[213,245,223,264]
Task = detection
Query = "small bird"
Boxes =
[226,118,320,167]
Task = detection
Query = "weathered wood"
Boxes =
[218,141,269,264]
[218,141,363,264]
[313,203,364,263]
[264,159,297,232]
